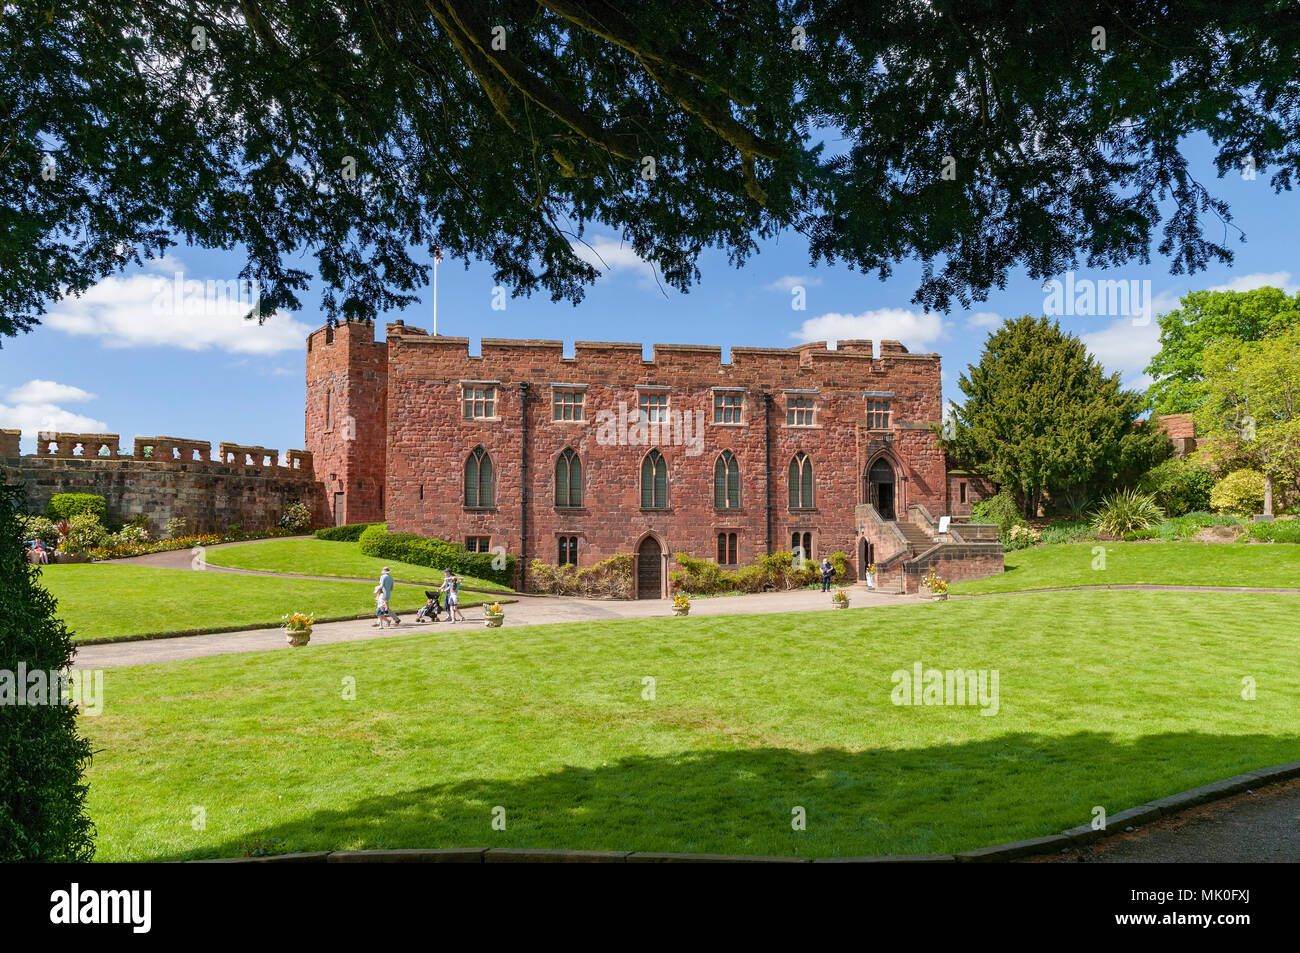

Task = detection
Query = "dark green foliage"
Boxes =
[357,526,516,588]
[970,491,1024,538]
[0,487,95,861]
[944,317,1171,516]
[1137,458,1215,517]
[313,522,382,542]
[44,494,106,523]
[5,2,1300,338]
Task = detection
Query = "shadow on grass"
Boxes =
[158,730,1300,861]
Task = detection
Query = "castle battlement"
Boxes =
[2,429,313,474]
[379,322,939,388]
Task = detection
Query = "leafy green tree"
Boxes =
[5,1,1300,338]
[944,316,1169,517]
[1145,288,1300,415]
[0,487,96,861]
[1196,326,1300,517]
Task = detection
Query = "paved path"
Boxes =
[1038,778,1300,863]
[74,585,912,668]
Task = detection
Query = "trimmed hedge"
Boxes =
[315,522,382,542]
[357,525,517,588]
[45,493,106,523]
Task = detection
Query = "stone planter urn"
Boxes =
[931,591,949,602]
[833,599,850,609]
[672,606,690,617]
[285,628,311,646]
[484,612,505,628]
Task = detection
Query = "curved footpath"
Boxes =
[74,586,912,668]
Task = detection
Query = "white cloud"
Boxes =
[0,379,110,452]
[1084,271,1300,389]
[5,379,96,404]
[790,308,947,351]
[767,274,823,292]
[0,402,108,441]
[43,257,312,354]
[1208,271,1299,295]
[1080,315,1162,388]
[569,236,657,285]
[965,311,1003,329]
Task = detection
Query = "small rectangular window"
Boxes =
[713,393,743,424]
[558,536,578,566]
[465,536,491,553]
[639,392,669,423]
[553,390,585,421]
[463,386,496,419]
[959,482,967,504]
[868,400,891,429]
[787,397,815,426]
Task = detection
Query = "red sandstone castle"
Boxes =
[306,320,1003,596]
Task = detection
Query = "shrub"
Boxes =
[314,522,382,542]
[1006,524,1042,550]
[1137,457,1214,517]
[1121,528,1160,541]
[0,486,96,860]
[113,523,150,547]
[528,554,633,598]
[45,493,106,523]
[1092,489,1165,537]
[1210,469,1267,517]
[1242,518,1300,543]
[164,517,188,539]
[358,525,517,588]
[18,515,60,547]
[61,514,109,554]
[670,549,823,595]
[279,502,313,533]
[971,490,1024,540]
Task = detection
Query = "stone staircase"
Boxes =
[894,520,935,552]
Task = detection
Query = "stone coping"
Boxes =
[186,758,1300,863]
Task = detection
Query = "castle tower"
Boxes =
[305,320,388,527]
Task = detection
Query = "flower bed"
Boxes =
[87,527,298,560]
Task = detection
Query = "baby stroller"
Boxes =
[415,589,443,623]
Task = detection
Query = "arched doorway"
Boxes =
[636,536,663,599]
[868,458,896,520]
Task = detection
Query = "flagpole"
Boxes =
[433,247,439,336]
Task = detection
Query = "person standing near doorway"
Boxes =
[820,557,834,592]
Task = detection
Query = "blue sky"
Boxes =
[2,137,1297,456]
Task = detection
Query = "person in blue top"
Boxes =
[379,567,399,626]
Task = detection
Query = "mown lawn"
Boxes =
[952,540,1300,594]
[79,589,1300,860]
[202,538,513,592]
[41,563,495,642]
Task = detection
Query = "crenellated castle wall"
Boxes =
[1,428,322,534]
